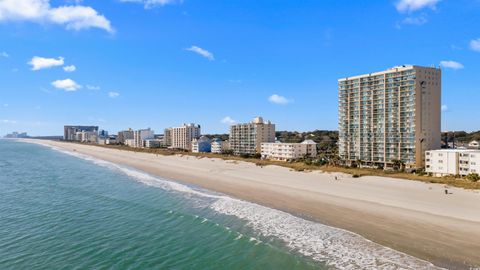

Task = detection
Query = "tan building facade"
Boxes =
[338,65,441,169]
[230,117,275,155]
[171,123,201,151]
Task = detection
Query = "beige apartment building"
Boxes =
[338,65,441,169]
[230,117,275,155]
[170,123,201,151]
[426,149,480,177]
[261,140,317,161]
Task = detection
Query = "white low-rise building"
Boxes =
[261,140,317,161]
[125,139,135,147]
[425,149,480,177]
[211,139,230,154]
[144,139,161,149]
[75,131,98,143]
[191,136,211,153]
[468,140,480,149]
[106,138,117,145]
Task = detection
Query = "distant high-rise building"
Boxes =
[338,65,441,169]
[164,128,173,147]
[133,128,154,148]
[117,129,134,145]
[170,124,201,150]
[4,132,28,139]
[64,126,98,141]
[98,130,109,139]
[230,117,276,155]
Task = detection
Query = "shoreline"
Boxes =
[23,140,480,269]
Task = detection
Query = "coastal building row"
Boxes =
[63,64,446,172]
[64,125,99,142]
[3,131,28,139]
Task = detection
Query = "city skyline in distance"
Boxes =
[1,0,480,136]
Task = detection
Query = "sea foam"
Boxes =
[31,141,444,270]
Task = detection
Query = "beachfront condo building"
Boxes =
[74,130,98,143]
[133,128,154,148]
[169,123,201,151]
[144,139,161,149]
[163,128,173,147]
[230,117,276,155]
[191,136,211,153]
[117,129,134,145]
[426,149,480,177]
[261,140,318,162]
[338,65,441,169]
[64,125,98,141]
[211,139,230,154]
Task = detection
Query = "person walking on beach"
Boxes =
[444,189,448,195]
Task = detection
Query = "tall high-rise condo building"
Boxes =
[338,65,441,169]
[230,117,276,156]
[171,123,201,150]
[163,128,173,147]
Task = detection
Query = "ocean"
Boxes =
[0,140,441,270]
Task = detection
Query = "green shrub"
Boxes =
[466,173,480,182]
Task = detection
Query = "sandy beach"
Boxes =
[26,140,480,269]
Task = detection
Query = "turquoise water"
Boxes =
[0,140,323,269]
[0,140,443,270]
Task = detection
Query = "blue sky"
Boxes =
[0,0,479,136]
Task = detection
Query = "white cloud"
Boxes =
[119,0,179,9]
[63,65,76,72]
[0,0,113,33]
[108,91,120,98]
[470,39,480,52]
[440,60,464,70]
[186,46,214,61]
[51,78,82,91]
[396,0,440,13]
[441,105,448,112]
[1,51,9,58]
[221,116,236,125]
[86,84,100,90]
[268,94,292,105]
[401,15,428,25]
[28,56,64,70]
[1,119,17,124]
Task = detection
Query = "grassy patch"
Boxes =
[77,142,480,190]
